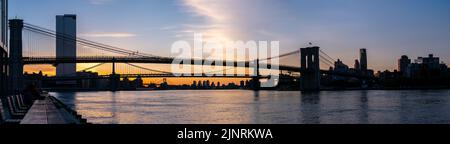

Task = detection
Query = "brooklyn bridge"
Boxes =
[8,18,374,92]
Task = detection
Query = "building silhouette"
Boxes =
[334,59,349,73]
[56,14,77,77]
[354,60,360,70]
[398,55,411,77]
[191,81,197,87]
[407,54,447,79]
[360,48,368,71]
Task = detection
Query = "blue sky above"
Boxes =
[9,0,450,71]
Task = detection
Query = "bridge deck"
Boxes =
[22,57,302,72]
[22,57,375,79]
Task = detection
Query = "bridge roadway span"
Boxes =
[23,57,374,79]
[42,74,271,80]
[22,56,301,72]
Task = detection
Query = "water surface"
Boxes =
[52,90,450,124]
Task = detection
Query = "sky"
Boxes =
[10,0,450,73]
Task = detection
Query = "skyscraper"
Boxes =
[56,14,77,76]
[360,48,368,71]
[398,55,411,77]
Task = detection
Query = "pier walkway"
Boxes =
[20,96,83,124]
[1,93,87,124]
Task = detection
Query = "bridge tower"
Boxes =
[300,46,320,91]
[109,58,120,91]
[9,19,24,93]
[251,58,261,90]
[112,58,116,75]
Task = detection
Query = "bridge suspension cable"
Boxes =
[23,26,135,56]
[204,67,237,75]
[23,23,161,58]
[318,49,337,68]
[319,55,334,65]
[80,63,106,72]
[259,50,300,61]
[23,23,341,73]
[124,63,172,74]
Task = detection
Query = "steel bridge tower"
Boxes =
[300,46,320,91]
[9,19,24,93]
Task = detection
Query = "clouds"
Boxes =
[178,0,302,46]
[179,0,237,41]
[81,32,137,38]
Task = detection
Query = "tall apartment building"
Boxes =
[56,14,77,77]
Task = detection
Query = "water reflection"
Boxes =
[252,91,260,123]
[51,90,450,124]
[300,92,320,124]
[253,91,260,102]
[358,91,369,124]
[110,92,118,124]
[53,92,76,110]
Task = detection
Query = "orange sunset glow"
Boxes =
[24,64,250,86]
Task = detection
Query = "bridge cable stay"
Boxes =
[319,57,334,69]
[318,49,337,69]
[256,49,301,72]
[319,55,334,66]
[23,27,48,57]
[319,49,336,62]
[203,67,237,75]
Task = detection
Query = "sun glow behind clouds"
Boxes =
[24,63,253,85]
[179,0,295,41]
[180,0,237,42]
